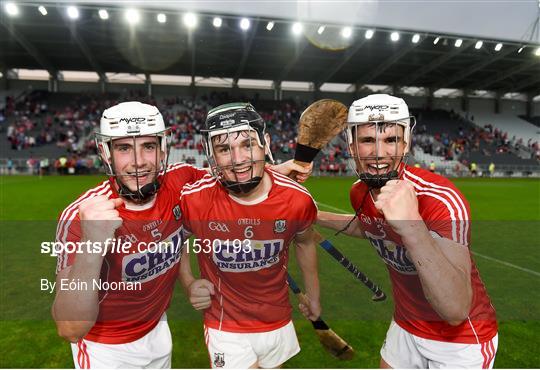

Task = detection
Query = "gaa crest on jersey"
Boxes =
[273,219,287,233]
[213,353,225,368]
[172,205,181,221]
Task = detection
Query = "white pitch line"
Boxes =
[316,202,352,213]
[471,252,540,277]
[316,202,540,278]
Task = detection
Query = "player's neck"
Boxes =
[123,195,157,211]
[228,172,271,204]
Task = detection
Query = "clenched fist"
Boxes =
[188,279,215,311]
[79,195,124,244]
[373,180,422,236]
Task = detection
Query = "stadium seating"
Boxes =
[1,91,538,177]
[467,110,539,144]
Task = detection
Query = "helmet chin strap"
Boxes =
[116,177,160,203]
[358,170,399,189]
[220,176,263,194]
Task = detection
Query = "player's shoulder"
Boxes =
[58,179,113,220]
[351,178,368,193]
[164,162,201,175]
[161,162,206,187]
[402,165,469,215]
[179,173,219,199]
[350,178,369,205]
[402,164,462,194]
[267,168,316,205]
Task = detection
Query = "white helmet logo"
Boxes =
[361,105,389,111]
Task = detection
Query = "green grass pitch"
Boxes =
[0,175,539,368]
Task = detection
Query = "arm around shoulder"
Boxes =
[316,210,365,238]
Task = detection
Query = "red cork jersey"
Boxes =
[180,169,317,333]
[350,164,497,344]
[56,163,207,344]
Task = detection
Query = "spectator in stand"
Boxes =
[339,160,348,175]
[489,162,495,177]
[26,156,36,175]
[7,158,13,175]
[58,156,68,175]
[470,162,478,177]
[40,158,50,176]
[319,157,327,174]
[429,160,436,173]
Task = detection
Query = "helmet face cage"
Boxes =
[346,117,416,188]
[203,126,267,194]
[202,103,273,194]
[95,129,171,202]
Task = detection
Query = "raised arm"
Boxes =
[374,180,472,325]
[52,196,123,343]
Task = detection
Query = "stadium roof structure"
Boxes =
[1,3,540,96]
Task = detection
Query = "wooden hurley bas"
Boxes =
[294,99,349,166]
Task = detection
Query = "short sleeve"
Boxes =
[188,165,208,183]
[296,196,318,235]
[350,180,369,212]
[179,186,193,234]
[55,213,81,274]
[165,163,208,192]
[420,188,471,246]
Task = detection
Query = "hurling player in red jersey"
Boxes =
[52,102,209,368]
[179,103,321,368]
[317,94,498,368]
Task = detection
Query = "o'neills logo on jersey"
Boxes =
[121,230,183,283]
[213,239,284,272]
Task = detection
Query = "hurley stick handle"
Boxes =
[289,159,312,181]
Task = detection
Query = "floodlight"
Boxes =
[341,27,352,39]
[292,22,303,35]
[183,13,198,29]
[5,2,19,16]
[240,18,250,31]
[67,6,79,20]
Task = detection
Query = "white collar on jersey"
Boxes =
[124,196,157,211]
[228,191,269,205]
